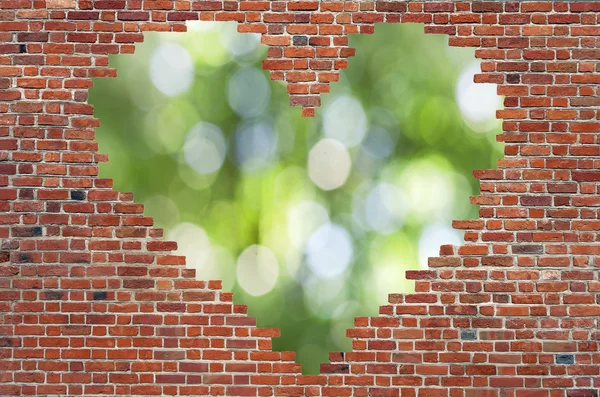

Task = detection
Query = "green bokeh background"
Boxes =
[90,22,504,374]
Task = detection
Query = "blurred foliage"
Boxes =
[89,21,504,374]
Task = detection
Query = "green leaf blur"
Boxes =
[89,21,504,374]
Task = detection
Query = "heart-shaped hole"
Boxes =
[89,20,504,374]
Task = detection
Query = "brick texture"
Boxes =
[2,0,600,396]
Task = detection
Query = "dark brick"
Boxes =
[13,55,44,65]
[567,391,598,397]
[17,32,49,42]
[506,74,520,84]
[13,227,43,238]
[293,35,308,46]
[94,0,126,9]
[123,279,155,289]
[556,354,574,365]
[294,13,310,23]
[375,2,407,12]
[17,253,32,263]
[472,2,503,13]
[68,11,100,20]
[521,196,552,206]
[19,44,26,53]
[117,11,150,21]
[320,364,349,374]
[93,291,108,300]
[461,330,477,340]
[70,190,86,200]
[43,290,66,300]
[512,245,543,254]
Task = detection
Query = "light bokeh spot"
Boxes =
[149,42,194,97]
[235,121,278,172]
[363,182,407,235]
[306,223,354,280]
[287,201,330,251]
[237,245,280,296]
[167,222,213,274]
[183,122,227,175]
[228,68,271,118]
[303,274,349,319]
[308,138,352,191]
[398,160,456,222]
[323,95,368,148]
[456,61,502,133]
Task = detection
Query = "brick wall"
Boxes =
[2,0,600,396]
